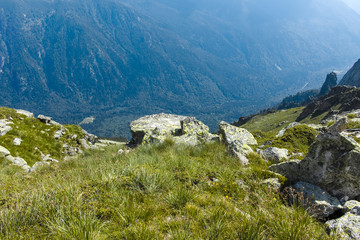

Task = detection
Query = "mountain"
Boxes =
[339,59,360,87]
[1,0,360,137]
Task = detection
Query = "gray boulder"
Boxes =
[218,121,257,146]
[0,119,12,136]
[292,181,343,219]
[129,114,217,146]
[16,109,34,118]
[344,201,360,216]
[326,213,360,240]
[270,118,360,200]
[218,121,257,165]
[259,147,289,163]
[130,113,186,145]
[6,156,30,171]
[37,115,60,125]
[82,129,98,145]
[0,145,10,157]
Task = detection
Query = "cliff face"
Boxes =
[339,59,360,87]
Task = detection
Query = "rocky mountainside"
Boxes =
[339,58,360,87]
[1,0,360,137]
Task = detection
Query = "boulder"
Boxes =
[218,121,257,146]
[5,156,30,171]
[37,115,60,125]
[80,139,90,149]
[344,201,360,216]
[259,147,289,163]
[54,127,66,139]
[0,119,12,136]
[218,121,257,165]
[292,181,343,219]
[270,118,360,200]
[82,129,98,145]
[0,145,11,157]
[16,109,34,118]
[129,114,217,146]
[326,213,360,240]
[130,113,186,145]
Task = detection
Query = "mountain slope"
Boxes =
[339,59,360,87]
[1,0,360,137]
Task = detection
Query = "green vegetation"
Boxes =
[346,120,360,129]
[0,108,88,166]
[240,107,304,133]
[272,125,318,154]
[0,141,331,239]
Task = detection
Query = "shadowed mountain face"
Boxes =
[339,59,360,87]
[1,0,360,137]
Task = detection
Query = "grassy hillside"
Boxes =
[0,107,90,167]
[0,141,332,239]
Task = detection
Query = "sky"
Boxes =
[342,0,360,14]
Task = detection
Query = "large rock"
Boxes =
[218,121,257,165]
[259,147,289,163]
[326,213,360,240]
[6,156,30,171]
[129,114,217,146]
[292,181,343,219]
[0,119,12,136]
[37,115,60,125]
[219,121,257,146]
[344,201,360,216]
[16,109,34,118]
[270,118,360,201]
[130,113,186,145]
[0,145,11,157]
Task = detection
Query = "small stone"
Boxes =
[117,149,124,154]
[259,147,289,163]
[13,138,22,146]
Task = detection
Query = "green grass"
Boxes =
[0,141,331,239]
[272,125,318,154]
[0,107,88,166]
[240,107,304,133]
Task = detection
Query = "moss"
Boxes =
[346,120,360,129]
[348,113,357,119]
[272,125,318,154]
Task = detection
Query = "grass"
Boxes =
[240,107,304,133]
[0,141,332,239]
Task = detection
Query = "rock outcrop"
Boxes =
[270,118,360,201]
[339,58,360,87]
[319,72,338,97]
[129,113,218,146]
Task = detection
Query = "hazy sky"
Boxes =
[342,0,360,14]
